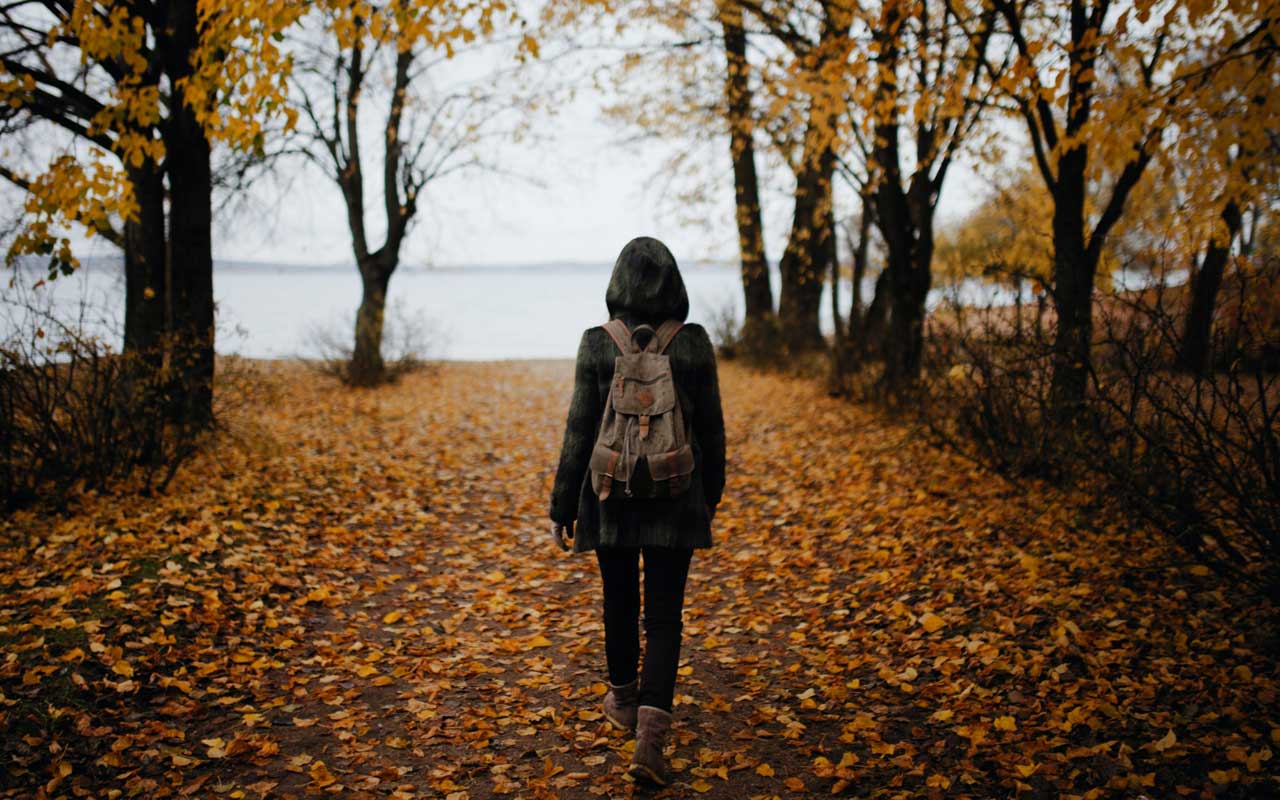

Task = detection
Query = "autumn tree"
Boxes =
[0,0,299,424]
[291,0,528,386]
[557,0,784,352]
[743,0,854,353]
[972,0,1278,416]
[1168,35,1279,374]
[934,171,1055,336]
[857,0,1002,389]
[717,0,776,349]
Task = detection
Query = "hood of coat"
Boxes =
[605,237,690,324]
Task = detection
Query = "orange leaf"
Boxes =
[309,760,337,787]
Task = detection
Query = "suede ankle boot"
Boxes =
[603,679,639,731]
[628,705,673,786]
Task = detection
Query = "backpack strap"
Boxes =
[654,319,684,354]
[602,319,632,354]
[603,319,683,354]
[631,324,660,353]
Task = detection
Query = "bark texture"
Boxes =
[162,0,215,425]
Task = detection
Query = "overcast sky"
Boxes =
[210,89,992,270]
[205,13,999,271]
[16,15,995,272]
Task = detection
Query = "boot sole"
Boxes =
[628,762,669,787]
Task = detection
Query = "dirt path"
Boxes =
[2,360,1277,799]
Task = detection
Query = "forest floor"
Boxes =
[2,359,1278,799]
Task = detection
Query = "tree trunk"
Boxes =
[350,263,391,386]
[777,143,833,353]
[828,199,846,382]
[329,38,414,386]
[873,162,935,391]
[1013,276,1024,339]
[718,2,773,344]
[881,237,933,389]
[829,209,843,343]
[163,0,215,426]
[773,0,852,356]
[123,163,167,364]
[846,199,873,339]
[856,268,891,362]
[1047,148,1095,419]
[1178,199,1242,375]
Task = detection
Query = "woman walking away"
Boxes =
[549,236,726,786]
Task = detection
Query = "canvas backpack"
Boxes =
[589,318,695,501]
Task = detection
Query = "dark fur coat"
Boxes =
[549,237,726,552]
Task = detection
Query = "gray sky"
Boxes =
[210,91,990,270]
[206,14,995,271]
[20,13,994,272]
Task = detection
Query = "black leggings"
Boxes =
[595,546,693,712]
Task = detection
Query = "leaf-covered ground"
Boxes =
[2,360,1277,799]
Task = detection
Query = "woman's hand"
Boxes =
[552,522,574,551]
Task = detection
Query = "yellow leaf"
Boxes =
[691,779,712,792]
[525,635,552,649]
[1209,768,1238,785]
[932,709,954,722]
[1016,762,1037,777]
[309,760,337,787]
[1246,749,1271,772]
[919,612,945,633]
[994,715,1016,731]
[382,610,403,624]
[756,763,775,777]
[112,660,135,678]
[1152,729,1176,751]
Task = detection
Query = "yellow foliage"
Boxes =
[935,171,1055,287]
[1,0,529,273]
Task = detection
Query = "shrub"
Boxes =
[0,292,202,512]
[706,292,744,359]
[918,263,1280,589]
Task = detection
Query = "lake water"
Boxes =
[3,260,1038,360]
